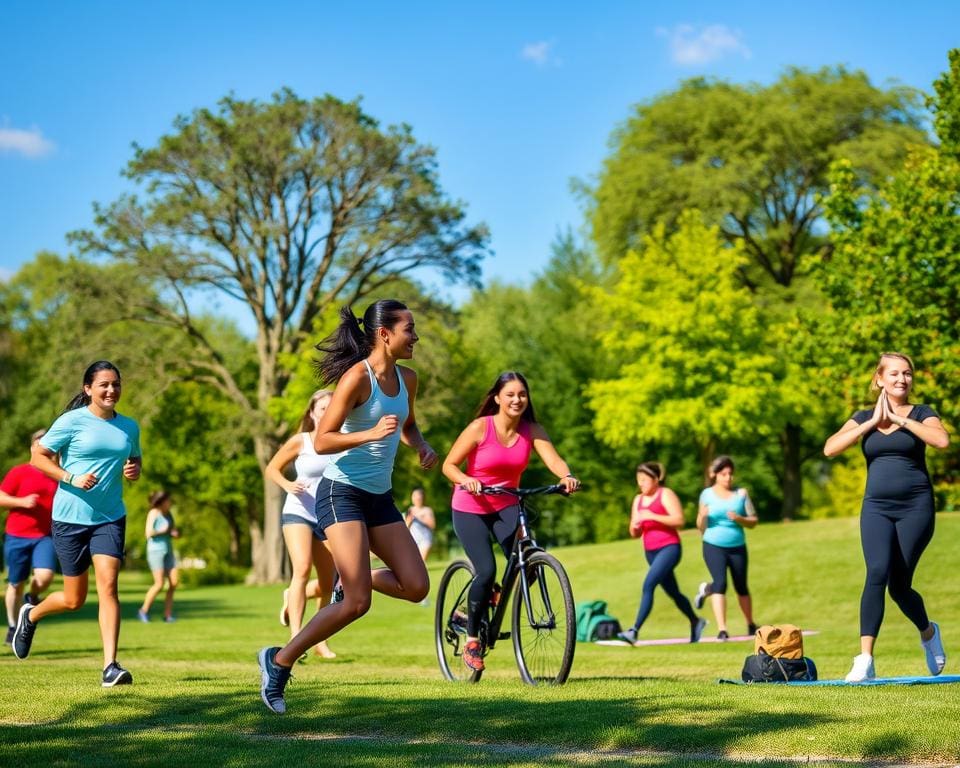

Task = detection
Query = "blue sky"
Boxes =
[2,2,958,311]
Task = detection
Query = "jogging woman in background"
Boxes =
[137,490,179,623]
[266,389,337,660]
[14,360,141,687]
[258,300,437,713]
[824,352,949,682]
[693,455,758,641]
[442,371,580,673]
[617,462,706,645]
[405,486,435,563]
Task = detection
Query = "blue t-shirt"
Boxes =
[699,486,749,548]
[39,408,141,525]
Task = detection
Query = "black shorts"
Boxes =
[313,477,403,540]
[52,518,126,577]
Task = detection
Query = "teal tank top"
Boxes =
[323,360,409,494]
[699,486,748,548]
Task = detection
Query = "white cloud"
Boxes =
[0,125,56,157]
[658,24,750,66]
[520,40,561,68]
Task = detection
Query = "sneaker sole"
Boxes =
[257,648,286,714]
[102,670,133,687]
[12,604,33,660]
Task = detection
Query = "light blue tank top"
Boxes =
[700,486,748,548]
[323,360,409,494]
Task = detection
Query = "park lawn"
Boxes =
[1,514,959,767]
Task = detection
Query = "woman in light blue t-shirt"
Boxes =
[14,361,141,688]
[692,455,758,641]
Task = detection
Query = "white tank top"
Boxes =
[281,433,330,523]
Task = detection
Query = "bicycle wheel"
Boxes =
[435,559,482,683]
[512,551,576,685]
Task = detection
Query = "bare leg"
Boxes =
[163,568,179,620]
[311,538,337,658]
[92,555,122,669]
[275,521,372,667]
[5,582,24,627]
[710,593,727,633]
[737,594,754,628]
[283,525,313,640]
[140,569,166,615]
[29,568,55,599]
[367,522,429,603]
[29,573,88,620]
[860,635,876,655]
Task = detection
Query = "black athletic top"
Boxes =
[852,404,937,511]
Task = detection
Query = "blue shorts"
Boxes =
[146,545,175,572]
[4,535,57,584]
[52,518,126,577]
[313,477,403,540]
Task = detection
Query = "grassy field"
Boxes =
[2,514,959,767]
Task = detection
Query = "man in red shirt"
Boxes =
[1,429,58,645]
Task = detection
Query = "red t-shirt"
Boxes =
[1,463,56,538]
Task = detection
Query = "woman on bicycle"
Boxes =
[257,300,437,714]
[442,371,580,672]
[617,462,706,645]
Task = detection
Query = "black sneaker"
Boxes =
[748,623,759,636]
[23,594,39,606]
[4,626,13,645]
[258,646,293,714]
[331,579,344,605]
[12,603,37,659]
[102,662,133,687]
[717,630,729,642]
[690,618,707,643]
[616,627,638,645]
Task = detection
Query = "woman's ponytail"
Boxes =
[314,300,408,384]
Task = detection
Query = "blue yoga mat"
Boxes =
[788,674,960,687]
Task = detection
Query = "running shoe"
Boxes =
[331,579,344,605]
[280,588,289,626]
[844,653,876,683]
[23,593,39,606]
[921,622,946,676]
[694,582,710,610]
[4,626,13,645]
[137,609,150,623]
[748,622,759,636]
[163,616,176,623]
[102,662,133,687]
[717,630,729,642]
[690,618,707,643]
[12,603,36,659]
[616,627,638,645]
[258,646,293,714]
[463,640,485,671]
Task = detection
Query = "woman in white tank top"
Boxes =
[265,390,337,660]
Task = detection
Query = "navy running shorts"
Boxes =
[4,534,57,584]
[52,518,126,576]
[313,477,403,540]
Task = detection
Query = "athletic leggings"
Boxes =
[702,541,749,596]
[453,506,520,637]
[859,507,934,637]
[631,543,699,630]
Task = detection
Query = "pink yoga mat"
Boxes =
[596,630,819,647]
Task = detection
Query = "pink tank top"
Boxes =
[451,417,533,514]
[638,488,681,551]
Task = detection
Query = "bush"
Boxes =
[178,562,248,587]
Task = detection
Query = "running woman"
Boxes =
[405,486,435,562]
[693,456,759,641]
[1,430,58,645]
[441,371,580,672]
[137,490,180,623]
[617,462,706,645]
[258,300,437,713]
[266,389,338,660]
[13,361,141,687]
[824,352,949,682]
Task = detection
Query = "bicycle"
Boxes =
[434,484,576,685]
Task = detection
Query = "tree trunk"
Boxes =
[780,423,802,521]
[700,437,717,485]
[247,432,286,583]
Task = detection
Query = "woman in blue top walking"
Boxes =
[13,361,141,687]
[258,300,437,714]
[693,455,758,641]
[137,490,180,623]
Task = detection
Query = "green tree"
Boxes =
[70,90,490,581]
[588,213,781,491]
[583,66,927,517]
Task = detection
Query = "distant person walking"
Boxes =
[693,456,758,641]
[266,389,338,660]
[616,462,706,645]
[13,361,141,687]
[137,490,179,623]
[1,430,58,645]
[824,352,949,682]
[258,300,437,714]
[405,486,435,562]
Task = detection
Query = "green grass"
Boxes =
[3,514,960,767]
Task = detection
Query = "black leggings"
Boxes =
[631,543,699,630]
[702,542,749,596]
[859,507,934,637]
[453,506,520,637]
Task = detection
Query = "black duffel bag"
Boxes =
[742,650,817,683]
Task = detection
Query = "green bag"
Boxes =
[575,599,622,642]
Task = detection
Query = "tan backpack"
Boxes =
[754,624,803,660]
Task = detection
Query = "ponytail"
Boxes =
[314,300,409,384]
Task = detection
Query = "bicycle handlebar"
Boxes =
[476,484,573,498]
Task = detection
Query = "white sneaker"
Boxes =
[694,582,710,610]
[921,622,946,676]
[844,653,876,683]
